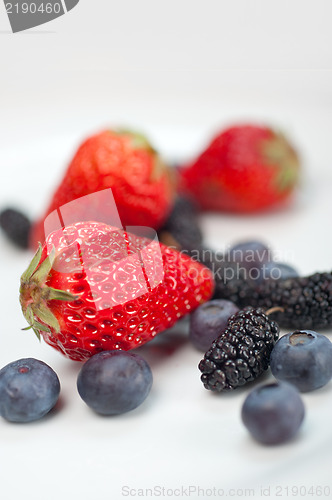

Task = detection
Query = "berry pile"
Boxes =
[192,242,331,331]
[1,123,331,448]
[196,301,332,444]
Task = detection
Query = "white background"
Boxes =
[1,1,332,500]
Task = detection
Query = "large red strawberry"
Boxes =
[180,124,300,212]
[30,130,175,249]
[20,221,214,361]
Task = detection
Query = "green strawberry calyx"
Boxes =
[116,129,154,152]
[262,131,300,192]
[19,244,77,340]
[115,128,168,182]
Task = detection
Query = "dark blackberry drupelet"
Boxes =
[188,246,262,302]
[236,272,332,330]
[0,207,31,249]
[158,196,203,253]
[199,251,256,303]
[199,307,280,392]
[211,259,255,303]
[202,252,332,330]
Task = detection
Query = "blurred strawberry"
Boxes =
[30,130,175,248]
[180,124,300,213]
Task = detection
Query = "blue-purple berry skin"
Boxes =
[0,208,31,249]
[263,261,299,281]
[270,330,332,392]
[189,299,239,351]
[77,351,153,415]
[230,240,271,280]
[0,358,60,423]
[241,381,305,445]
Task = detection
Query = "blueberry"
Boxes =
[270,330,332,392]
[0,358,60,423]
[261,261,299,281]
[77,351,153,415]
[189,299,239,351]
[159,196,203,252]
[229,240,271,281]
[241,381,305,445]
[0,207,31,249]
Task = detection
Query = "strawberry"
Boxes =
[29,130,175,249]
[20,221,214,361]
[180,124,300,212]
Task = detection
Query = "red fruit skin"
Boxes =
[180,125,300,213]
[21,222,214,361]
[30,130,175,249]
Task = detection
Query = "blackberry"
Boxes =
[204,252,332,330]
[237,272,332,330]
[0,207,31,249]
[187,246,260,302]
[199,307,280,392]
[203,253,256,304]
[158,196,203,252]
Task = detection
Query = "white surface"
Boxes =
[1,1,332,499]
[1,0,332,70]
